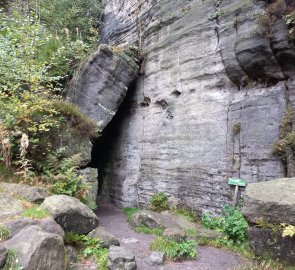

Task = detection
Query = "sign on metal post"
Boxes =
[228,178,247,206]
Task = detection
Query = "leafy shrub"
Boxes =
[0,224,10,242]
[171,205,197,222]
[148,192,169,212]
[44,154,96,209]
[2,249,22,270]
[123,207,139,222]
[22,206,49,219]
[150,237,197,261]
[64,232,108,270]
[201,206,248,244]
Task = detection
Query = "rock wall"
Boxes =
[99,0,295,212]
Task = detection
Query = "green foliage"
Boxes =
[201,206,248,244]
[22,206,49,219]
[2,249,22,270]
[39,0,102,42]
[282,224,295,238]
[123,207,139,222]
[235,259,294,270]
[171,206,197,223]
[64,232,108,270]
[150,237,197,261]
[44,153,96,209]
[135,225,164,236]
[0,224,10,242]
[185,228,198,238]
[256,0,295,40]
[148,192,169,212]
[0,0,100,176]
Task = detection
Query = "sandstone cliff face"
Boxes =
[98,0,295,212]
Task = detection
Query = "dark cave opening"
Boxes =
[87,78,139,198]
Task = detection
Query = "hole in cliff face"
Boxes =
[89,79,138,198]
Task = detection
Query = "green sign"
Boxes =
[228,178,246,187]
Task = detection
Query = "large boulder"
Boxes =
[0,193,23,220]
[67,44,140,132]
[88,226,120,248]
[5,217,64,238]
[131,210,180,229]
[40,195,99,234]
[0,182,49,203]
[242,178,295,225]
[4,225,65,270]
[248,227,295,264]
[107,246,136,270]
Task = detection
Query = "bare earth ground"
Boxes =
[95,203,250,270]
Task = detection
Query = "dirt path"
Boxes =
[95,203,249,270]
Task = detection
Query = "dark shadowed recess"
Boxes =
[88,78,139,197]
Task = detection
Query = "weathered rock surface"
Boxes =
[40,195,99,234]
[108,246,136,270]
[0,193,23,220]
[4,225,65,270]
[88,226,120,248]
[131,210,180,229]
[248,227,295,264]
[162,227,186,242]
[65,245,78,264]
[0,246,8,268]
[69,262,97,270]
[148,251,166,266]
[97,0,292,213]
[0,182,49,203]
[68,44,140,132]
[80,167,98,206]
[242,178,295,225]
[5,217,64,238]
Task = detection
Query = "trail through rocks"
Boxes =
[95,203,249,270]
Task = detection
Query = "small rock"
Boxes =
[5,217,64,238]
[0,183,49,203]
[148,251,166,266]
[88,226,120,248]
[0,246,8,268]
[4,225,65,270]
[40,195,99,234]
[120,237,139,244]
[108,246,137,270]
[163,227,186,242]
[0,193,24,220]
[193,224,222,241]
[65,245,78,263]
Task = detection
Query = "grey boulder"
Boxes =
[0,182,49,203]
[40,195,99,234]
[5,217,64,238]
[131,210,180,229]
[88,226,120,248]
[148,251,166,266]
[162,227,186,242]
[0,193,23,220]
[242,178,295,225]
[108,246,136,270]
[4,225,65,270]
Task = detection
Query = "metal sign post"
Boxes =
[228,178,246,206]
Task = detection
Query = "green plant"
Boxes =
[2,249,22,270]
[135,225,164,236]
[22,206,49,219]
[282,224,295,238]
[201,206,248,244]
[150,237,197,261]
[171,206,197,222]
[148,192,169,212]
[123,207,139,222]
[64,232,108,270]
[0,224,10,242]
[185,228,198,238]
